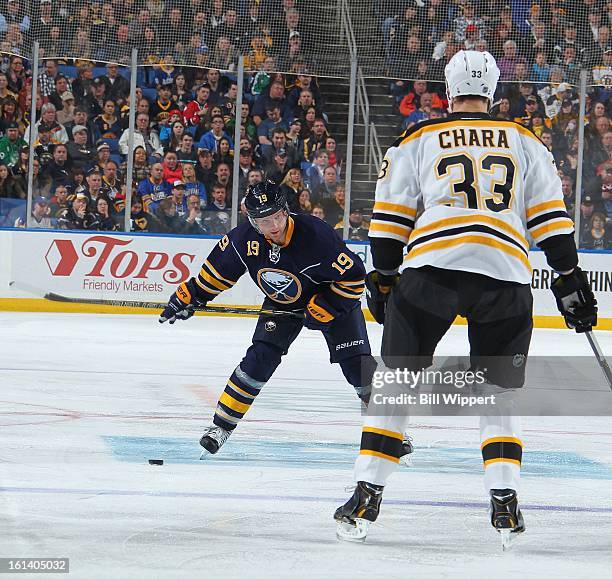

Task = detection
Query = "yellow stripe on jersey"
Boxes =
[204,259,237,286]
[530,218,574,241]
[369,221,412,242]
[362,426,404,441]
[399,119,543,147]
[373,201,418,218]
[331,283,363,299]
[406,234,532,272]
[199,269,232,291]
[526,199,567,219]
[480,436,523,450]
[409,214,529,252]
[195,276,222,295]
[336,279,367,286]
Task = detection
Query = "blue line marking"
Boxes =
[103,436,612,480]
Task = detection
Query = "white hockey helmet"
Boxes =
[444,50,500,107]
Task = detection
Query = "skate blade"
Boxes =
[399,454,413,467]
[498,529,518,551]
[336,519,370,543]
[199,450,212,460]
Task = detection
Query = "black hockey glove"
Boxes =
[551,267,597,333]
[159,279,207,324]
[365,271,400,324]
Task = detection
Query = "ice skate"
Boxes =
[199,425,232,458]
[399,434,414,466]
[334,481,384,542]
[490,488,525,550]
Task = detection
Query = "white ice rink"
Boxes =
[1,312,611,579]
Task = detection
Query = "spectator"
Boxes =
[197,114,233,153]
[280,167,305,209]
[0,121,26,168]
[176,133,198,164]
[0,72,17,103]
[48,74,72,113]
[0,161,21,198]
[100,160,122,201]
[39,59,58,98]
[71,61,94,104]
[100,63,130,106]
[150,84,175,127]
[325,136,340,171]
[313,165,339,202]
[303,117,328,161]
[285,118,303,154]
[49,184,70,219]
[295,188,312,214]
[311,203,325,220]
[214,137,234,167]
[56,92,76,125]
[265,147,289,183]
[205,182,230,212]
[155,196,183,234]
[94,99,122,139]
[65,106,98,147]
[403,92,435,128]
[6,55,25,94]
[83,77,107,119]
[162,150,183,184]
[15,196,53,229]
[57,191,99,230]
[94,141,112,173]
[34,126,59,168]
[252,80,290,126]
[169,180,188,217]
[26,103,68,144]
[196,147,216,192]
[321,184,345,228]
[181,193,209,235]
[497,40,519,82]
[130,195,160,232]
[258,104,290,146]
[94,195,119,231]
[183,83,212,130]
[173,73,193,110]
[336,207,369,241]
[119,113,162,158]
[581,212,610,249]
[211,36,238,72]
[214,161,232,192]
[305,148,329,190]
[160,115,185,152]
[225,101,257,143]
[45,143,71,185]
[120,145,150,183]
[182,163,207,204]
[137,162,172,212]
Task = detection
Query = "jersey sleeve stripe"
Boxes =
[195,275,222,295]
[204,259,237,285]
[331,285,363,299]
[408,223,529,257]
[526,200,567,219]
[406,234,532,272]
[336,279,367,286]
[530,218,575,242]
[409,215,529,251]
[199,268,232,291]
[373,201,418,218]
[372,212,415,229]
[369,222,412,243]
[332,281,364,294]
[526,210,571,230]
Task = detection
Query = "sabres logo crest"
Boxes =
[257,268,302,304]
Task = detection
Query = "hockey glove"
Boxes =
[305,294,338,330]
[365,271,400,324]
[551,267,597,333]
[159,279,206,324]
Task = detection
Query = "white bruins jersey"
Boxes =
[369,113,575,284]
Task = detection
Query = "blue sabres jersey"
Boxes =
[193,213,366,314]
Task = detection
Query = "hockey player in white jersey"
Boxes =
[334,50,598,546]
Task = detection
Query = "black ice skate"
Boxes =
[490,488,525,550]
[199,425,232,458]
[334,481,384,542]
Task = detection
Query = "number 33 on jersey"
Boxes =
[370,113,574,284]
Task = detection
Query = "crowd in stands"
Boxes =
[378,0,612,249]
[0,0,610,248]
[0,0,365,238]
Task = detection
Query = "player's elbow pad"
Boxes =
[538,234,578,273]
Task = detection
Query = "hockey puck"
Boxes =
[148,459,164,465]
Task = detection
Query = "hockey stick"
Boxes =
[9,281,304,319]
[584,331,612,391]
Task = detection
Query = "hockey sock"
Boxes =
[212,367,265,431]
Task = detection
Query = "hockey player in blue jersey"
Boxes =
[160,180,413,458]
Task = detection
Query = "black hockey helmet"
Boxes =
[244,180,288,219]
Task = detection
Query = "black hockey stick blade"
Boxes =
[585,331,612,391]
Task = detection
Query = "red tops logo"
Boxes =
[45,236,195,282]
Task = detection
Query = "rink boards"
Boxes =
[0,228,611,329]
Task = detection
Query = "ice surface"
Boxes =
[0,313,611,578]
